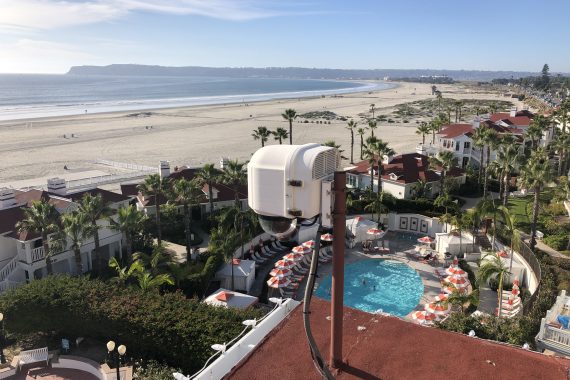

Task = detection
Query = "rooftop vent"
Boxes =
[47,178,67,196]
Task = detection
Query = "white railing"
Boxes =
[543,326,570,347]
[31,247,45,262]
[65,170,154,190]
[94,159,155,172]
[0,256,18,282]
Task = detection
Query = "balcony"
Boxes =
[31,246,45,262]
[536,290,570,356]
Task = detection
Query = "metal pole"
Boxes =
[330,171,346,368]
[116,351,120,380]
[0,319,5,364]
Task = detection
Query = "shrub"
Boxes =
[0,276,263,374]
[543,234,568,251]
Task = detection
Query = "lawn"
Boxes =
[505,189,553,234]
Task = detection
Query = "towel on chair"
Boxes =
[557,315,570,329]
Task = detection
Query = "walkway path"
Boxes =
[10,367,99,380]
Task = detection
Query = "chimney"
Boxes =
[382,154,394,164]
[472,117,480,129]
[220,157,229,170]
[47,177,67,196]
[510,107,517,117]
[0,188,17,210]
[159,161,170,179]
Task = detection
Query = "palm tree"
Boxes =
[209,226,239,290]
[482,129,498,198]
[436,91,443,110]
[363,137,378,192]
[495,144,522,206]
[169,178,202,258]
[272,127,289,145]
[372,139,394,194]
[412,179,430,199]
[434,193,457,232]
[138,174,170,245]
[551,132,570,176]
[282,108,297,144]
[356,127,366,160]
[61,212,91,275]
[449,214,469,255]
[77,193,113,274]
[137,271,174,292]
[197,164,219,216]
[168,263,195,289]
[368,120,378,137]
[369,103,376,119]
[416,122,431,145]
[428,120,439,144]
[108,205,147,262]
[252,126,271,147]
[518,148,553,250]
[346,120,357,164]
[498,206,521,272]
[364,191,396,222]
[429,150,457,195]
[478,198,501,249]
[222,159,247,208]
[133,244,176,275]
[16,199,59,276]
[477,252,510,317]
[525,123,543,150]
[471,127,488,185]
[109,257,144,285]
[446,288,479,313]
[554,99,570,134]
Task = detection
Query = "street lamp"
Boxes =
[0,313,5,364]
[107,340,126,380]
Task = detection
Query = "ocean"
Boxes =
[0,74,392,121]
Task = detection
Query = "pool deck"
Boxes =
[285,232,444,321]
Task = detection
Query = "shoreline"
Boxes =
[0,81,510,185]
[0,79,396,123]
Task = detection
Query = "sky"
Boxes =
[0,0,569,74]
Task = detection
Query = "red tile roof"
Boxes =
[229,299,570,380]
[349,153,463,185]
[489,112,532,127]
[438,124,474,138]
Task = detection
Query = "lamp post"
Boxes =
[0,313,5,364]
[106,341,126,380]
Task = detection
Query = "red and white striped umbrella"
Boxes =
[434,293,449,302]
[417,236,434,244]
[445,265,468,278]
[266,276,292,288]
[411,310,437,324]
[283,252,304,262]
[444,274,470,289]
[511,284,520,296]
[424,302,451,315]
[320,233,334,242]
[302,240,316,249]
[269,268,292,279]
[497,250,509,258]
[513,277,520,287]
[292,245,311,254]
[367,228,383,236]
[274,259,297,269]
[354,216,363,223]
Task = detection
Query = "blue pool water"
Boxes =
[315,260,424,316]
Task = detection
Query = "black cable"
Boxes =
[302,223,334,379]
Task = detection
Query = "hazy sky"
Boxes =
[0,0,569,74]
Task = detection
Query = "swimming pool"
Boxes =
[314,259,424,316]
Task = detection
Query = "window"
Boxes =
[455,143,460,151]
[464,141,471,149]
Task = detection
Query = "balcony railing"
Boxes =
[543,325,570,347]
[31,247,45,262]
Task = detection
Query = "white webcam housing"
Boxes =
[248,144,338,238]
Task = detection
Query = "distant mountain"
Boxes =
[67,64,542,81]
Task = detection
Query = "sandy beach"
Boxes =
[0,81,520,185]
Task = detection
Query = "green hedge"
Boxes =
[543,234,569,251]
[0,276,262,373]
